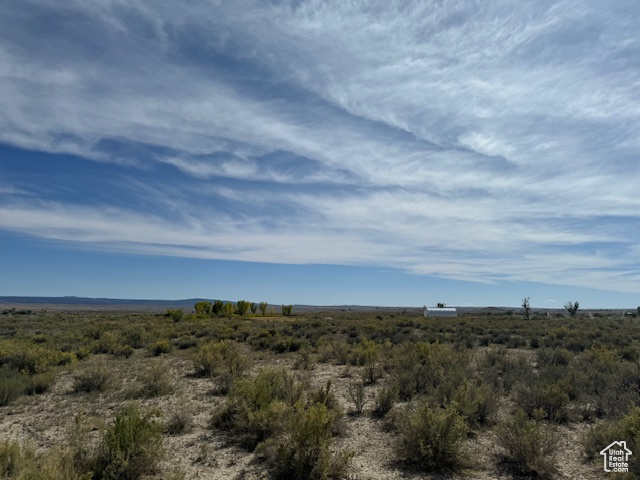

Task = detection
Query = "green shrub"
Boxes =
[0,440,89,479]
[478,347,533,393]
[513,379,570,423]
[23,371,55,395]
[451,381,498,427]
[92,331,119,355]
[0,365,54,404]
[194,340,250,393]
[149,339,172,356]
[165,407,193,435]
[348,380,366,415]
[0,367,27,406]
[294,349,316,370]
[121,326,148,349]
[395,402,468,471]
[212,368,307,450]
[166,309,184,322]
[93,403,163,480]
[311,380,341,413]
[351,339,382,384]
[259,402,352,480]
[583,406,640,478]
[571,347,638,418]
[112,344,135,358]
[0,340,76,373]
[387,342,469,401]
[537,347,573,367]
[373,382,398,418]
[496,409,558,478]
[135,362,173,398]
[73,362,112,393]
[173,335,198,350]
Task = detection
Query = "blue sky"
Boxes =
[1,1,639,308]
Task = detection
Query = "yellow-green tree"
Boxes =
[194,301,212,316]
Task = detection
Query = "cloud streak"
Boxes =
[1,0,639,294]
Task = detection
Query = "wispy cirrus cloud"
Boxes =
[0,0,639,294]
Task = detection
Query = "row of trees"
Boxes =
[192,300,294,318]
[194,300,268,317]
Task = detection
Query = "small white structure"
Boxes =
[424,307,457,318]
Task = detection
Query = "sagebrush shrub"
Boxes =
[194,340,250,393]
[135,362,173,398]
[212,367,305,449]
[512,378,570,423]
[583,406,640,478]
[496,409,558,479]
[23,371,55,395]
[373,382,398,418]
[451,381,498,427]
[536,347,573,367]
[149,339,171,356]
[0,366,27,406]
[395,401,468,471]
[165,408,193,435]
[122,326,148,349]
[294,349,316,370]
[92,331,119,355]
[73,362,112,393]
[348,380,366,414]
[93,403,163,480]
[166,309,184,322]
[351,339,382,384]
[571,347,638,418]
[260,402,352,480]
[478,347,533,393]
[112,344,134,358]
[0,340,75,374]
[0,440,87,480]
[387,342,469,401]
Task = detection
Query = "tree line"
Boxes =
[185,300,294,318]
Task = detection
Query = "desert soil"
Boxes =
[0,351,604,480]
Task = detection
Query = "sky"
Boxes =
[1,1,639,308]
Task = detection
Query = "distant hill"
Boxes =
[0,296,213,312]
[0,296,208,306]
[0,297,631,314]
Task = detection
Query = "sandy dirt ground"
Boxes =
[0,352,605,480]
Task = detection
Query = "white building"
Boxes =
[424,307,457,318]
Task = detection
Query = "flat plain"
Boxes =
[1,306,639,479]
